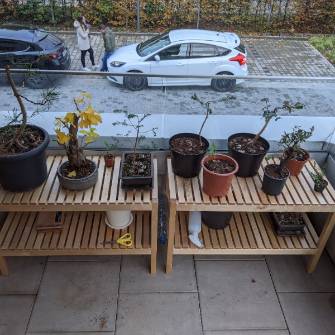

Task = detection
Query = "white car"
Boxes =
[107,29,247,91]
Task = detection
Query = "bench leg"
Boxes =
[166,201,176,273]
[307,213,335,273]
[150,203,158,275]
[0,256,8,276]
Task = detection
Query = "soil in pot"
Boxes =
[262,164,290,196]
[121,152,153,188]
[60,159,96,179]
[0,124,50,191]
[58,159,98,191]
[170,133,209,178]
[202,154,239,197]
[228,133,269,177]
[284,149,309,176]
[271,212,305,236]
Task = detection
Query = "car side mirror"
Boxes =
[154,55,160,61]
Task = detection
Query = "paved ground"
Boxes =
[1,34,335,117]
[1,252,335,334]
[61,33,335,77]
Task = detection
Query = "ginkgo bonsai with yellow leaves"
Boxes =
[55,92,102,191]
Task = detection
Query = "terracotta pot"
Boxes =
[201,154,239,197]
[285,150,309,176]
[104,154,114,168]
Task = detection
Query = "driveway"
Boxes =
[1,33,335,118]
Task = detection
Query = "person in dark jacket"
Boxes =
[99,22,116,72]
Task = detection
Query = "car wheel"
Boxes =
[124,71,147,91]
[25,74,55,89]
[211,71,236,92]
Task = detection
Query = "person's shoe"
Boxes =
[92,65,100,71]
[82,67,91,72]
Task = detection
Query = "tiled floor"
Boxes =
[1,252,335,335]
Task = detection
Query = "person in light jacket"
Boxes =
[99,21,116,71]
[74,16,96,71]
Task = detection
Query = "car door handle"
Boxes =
[176,63,186,66]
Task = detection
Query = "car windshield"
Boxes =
[137,32,170,57]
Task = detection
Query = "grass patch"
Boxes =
[309,35,335,64]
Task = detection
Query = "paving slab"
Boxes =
[279,293,335,335]
[267,255,335,293]
[205,331,289,335]
[116,293,202,335]
[195,255,264,261]
[0,257,45,294]
[28,261,120,332]
[120,255,196,293]
[27,333,114,335]
[0,295,35,335]
[196,260,286,331]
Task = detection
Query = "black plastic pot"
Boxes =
[57,160,98,191]
[169,133,209,178]
[262,164,290,196]
[228,133,270,177]
[271,213,305,236]
[0,125,49,192]
[201,211,232,230]
[314,180,328,193]
[121,152,153,188]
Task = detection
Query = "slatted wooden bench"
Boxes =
[0,155,158,275]
[166,157,335,273]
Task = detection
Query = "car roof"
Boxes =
[169,29,240,47]
[0,25,47,43]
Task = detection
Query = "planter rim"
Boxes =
[201,154,239,177]
[228,132,270,156]
[264,163,290,181]
[285,148,310,162]
[169,132,209,156]
[0,124,49,161]
[57,159,98,182]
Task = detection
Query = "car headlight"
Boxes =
[111,61,126,67]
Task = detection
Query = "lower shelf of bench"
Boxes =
[0,211,151,256]
[173,212,319,255]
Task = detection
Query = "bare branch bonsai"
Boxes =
[191,93,236,144]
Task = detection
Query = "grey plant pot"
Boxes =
[57,160,98,191]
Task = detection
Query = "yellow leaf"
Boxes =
[81,91,92,99]
[74,97,84,105]
[68,170,77,177]
[56,130,70,145]
[64,112,75,124]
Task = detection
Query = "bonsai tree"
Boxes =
[280,126,314,161]
[246,98,304,147]
[191,93,236,144]
[55,92,102,177]
[112,110,158,154]
[309,162,328,192]
[0,65,59,191]
[1,65,58,154]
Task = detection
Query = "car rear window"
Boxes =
[0,39,29,52]
[190,43,231,57]
[38,33,62,50]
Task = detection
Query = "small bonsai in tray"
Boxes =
[271,212,306,236]
[228,99,304,177]
[309,162,328,193]
[113,111,157,188]
[169,94,235,178]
